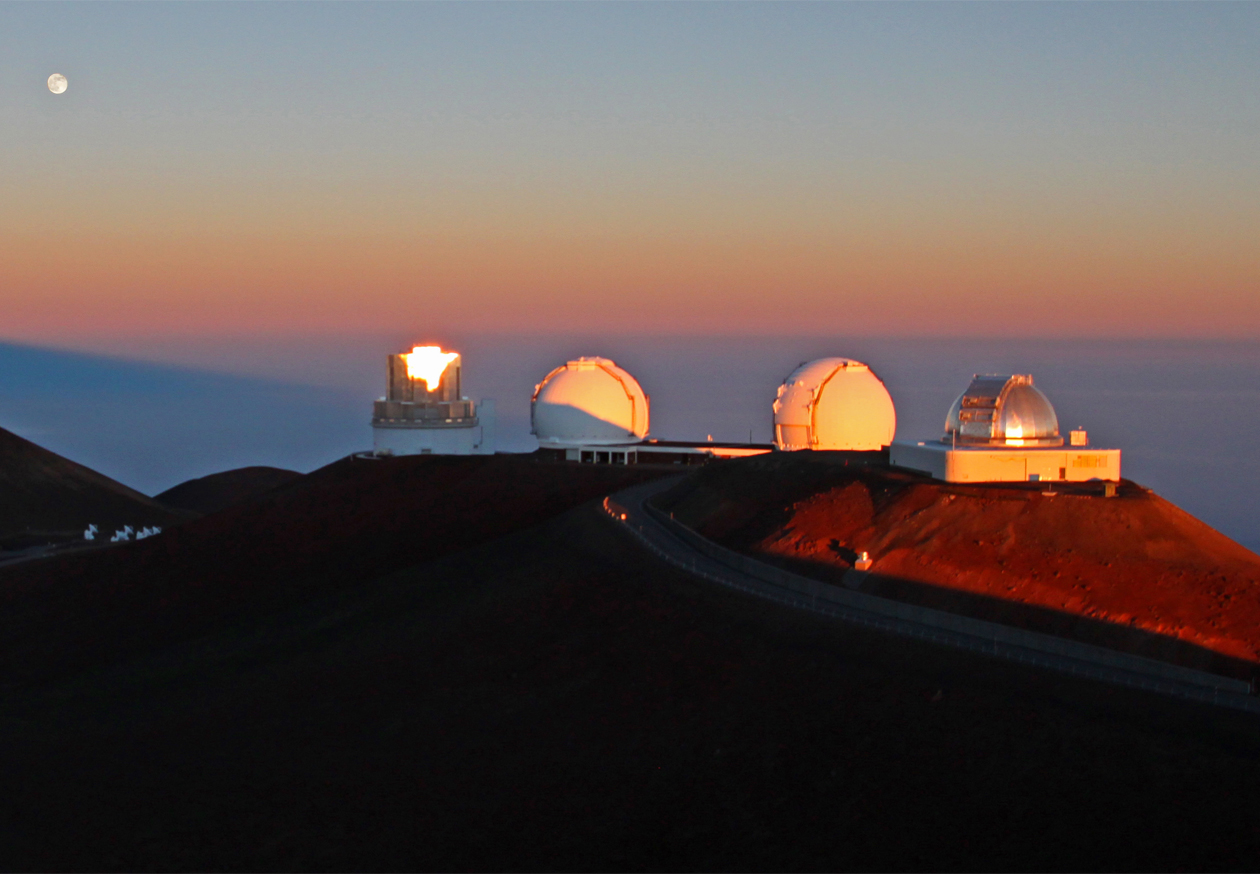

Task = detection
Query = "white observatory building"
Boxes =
[372,345,496,456]
[772,358,897,451]
[532,356,770,464]
[532,357,650,449]
[889,374,1120,483]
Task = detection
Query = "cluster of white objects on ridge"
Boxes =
[84,524,162,543]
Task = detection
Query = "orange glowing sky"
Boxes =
[3,2,1259,342]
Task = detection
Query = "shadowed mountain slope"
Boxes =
[0,453,672,687]
[155,465,304,515]
[652,451,1260,677]
[4,484,1260,870]
[0,425,185,550]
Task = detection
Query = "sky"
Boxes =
[3,1,1260,345]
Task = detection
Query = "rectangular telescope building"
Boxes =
[372,346,496,456]
[890,440,1121,484]
[889,374,1120,484]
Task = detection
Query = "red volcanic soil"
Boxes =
[653,452,1260,677]
[155,465,304,515]
[0,453,671,686]
[0,425,183,549]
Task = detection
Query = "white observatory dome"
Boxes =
[944,374,1062,446]
[772,358,897,451]
[531,357,650,447]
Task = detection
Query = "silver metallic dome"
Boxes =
[944,374,1061,446]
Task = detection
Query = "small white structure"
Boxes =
[889,374,1121,483]
[372,345,496,456]
[772,358,897,451]
[532,357,649,448]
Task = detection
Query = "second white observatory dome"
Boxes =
[531,356,650,447]
[773,358,896,451]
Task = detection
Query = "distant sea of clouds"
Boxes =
[2,335,1257,552]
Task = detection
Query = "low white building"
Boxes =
[555,438,771,465]
[889,374,1120,483]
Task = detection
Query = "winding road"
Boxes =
[604,477,1260,715]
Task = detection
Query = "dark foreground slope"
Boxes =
[4,492,1260,870]
[4,455,1260,870]
[155,465,304,515]
[0,425,184,550]
[653,452,1260,678]
[0,453,668,687]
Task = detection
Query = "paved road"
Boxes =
[0,540,113,570]
[603,477,1260,715]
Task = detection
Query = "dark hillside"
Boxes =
[652,452,1260,677]
[155,465,304,515]
[3,499,1260,870]
[0,453,671,687]
[0,425,184,550]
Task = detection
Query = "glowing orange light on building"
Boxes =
[403,345,458,391]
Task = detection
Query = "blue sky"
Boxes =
[2,2,1258,340]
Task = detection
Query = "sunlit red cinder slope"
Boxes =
[654,453,1260,677]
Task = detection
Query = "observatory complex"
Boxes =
[364,343,1121,484]
[889,374,1121,483]
[371,345,496,456]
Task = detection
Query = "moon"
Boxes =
[47,73,67,94]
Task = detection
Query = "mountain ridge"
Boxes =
[0,425,186,550]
